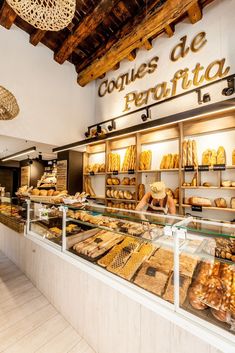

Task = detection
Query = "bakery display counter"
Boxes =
[0,197,26,233]
[25,201,235,344]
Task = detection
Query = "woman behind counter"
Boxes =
[136,181,176,215]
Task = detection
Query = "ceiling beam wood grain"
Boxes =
[165,23,174,37]
[187,1,202,24]
[77,0,199,86]
[30,29,47,46]
[0,1,17,29]
[54,0,120,64]
[143,38,152,50]
[127,50,136,61]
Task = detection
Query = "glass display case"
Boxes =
[26,201,235,341]
[0,196,26,232]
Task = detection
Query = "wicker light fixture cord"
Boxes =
[6,0,76,31]
[0,86,19,120]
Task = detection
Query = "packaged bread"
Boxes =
[182,140,188,167]
[192,140,198,167]
[214,198,227,208]
[232,149,235,165]
[231,197,235,209]
[189,197,212,207]
[217,146,226,165]
[188,140,193,166]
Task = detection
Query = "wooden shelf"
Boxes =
[83,173,106,176]
[106,198,136,202]
[106,184,136,188]
[106,171,136,175]
[182,186,235,190]
[182,204,235,212]
[137,169,179,173]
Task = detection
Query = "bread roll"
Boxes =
[107,178,113,185]
[114,190,119,199]
[119,190,124,199]
[124,191,132,200]
[32,189,40,196]
[214,198,227,208]
[203,182,211,187]
[217,146,226,165]
[53,191,60,196]
[189,197,212,206]
[106,189,111,198]
[40,190,48,196]
[221,180,231,187]
[47,189,54,196]
[121,177,130,185]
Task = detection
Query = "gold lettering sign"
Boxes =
[97,31,230,112]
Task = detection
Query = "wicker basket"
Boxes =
[0,213,25,233]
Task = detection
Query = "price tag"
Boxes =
[191,205,202,212]
[112,170,119,175]
[213,164,226,171]
[184,166,195,172]
[198,165,209,172]
[128,169,135,174]
[89,171,95,176]
[146,267,157,277]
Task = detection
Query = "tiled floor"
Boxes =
[0,251,95,353]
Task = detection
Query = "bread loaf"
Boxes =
[160,155,167,169]
[202,149,211,165]
[182,140,188,167]
[214,198,227,208]
[217,146,226,164]
[189,197,212,207]
[138,184,145,201]
[211,150,217,166]
[232,149,235,165]
[192,140,198,167]
[188,140,193,165]
[231,197,235,209]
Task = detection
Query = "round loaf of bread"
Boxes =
[39,190,48,196]
[32,189,40,196]
[124,191,132,200]
[107,178,113,185]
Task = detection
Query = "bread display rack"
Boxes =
[82,112,235,219]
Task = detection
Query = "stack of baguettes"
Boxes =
[182,139,198,167]
[122,145,136,171]
[139,150,152,170]
[108,153,120,171]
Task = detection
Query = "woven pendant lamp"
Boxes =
[6,0,76,31]
[0,86,19,120]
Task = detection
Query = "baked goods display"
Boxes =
[188,197,212,207]
[108,153,120,172]
[139,150,152,170]
[37,164,57,189]
[107,201,136,210]
[122,146,136,171]
[30,188,68,198]
[84,176,96,196]
[202,237,235,262]
[182,140,198,167]
[106,189,134,200]
[182,172,197,187]
[217,146,226,165]
[107,177,120,185]
[163,273,192,305]
[73,230,123,259]
[160,154,179,169]
[201,146,226,166]
[85,163,105,173]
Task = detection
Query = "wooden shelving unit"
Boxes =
[82,113,235,217]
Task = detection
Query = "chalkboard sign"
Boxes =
[128,169,135,174]
[112,170,119,175]
[213,164,226,171]
[191,205,202,212]
[198,165,209,172]
[184,166,195,172]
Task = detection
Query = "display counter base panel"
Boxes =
[0,223,231,353]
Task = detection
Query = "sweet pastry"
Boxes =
[203,237,235,261]
[189,197,212,207]
[214,198,227,208]
[152,248,174,275]
[199,276,224,310]
[188,283,208,310]
[211,308,228,322]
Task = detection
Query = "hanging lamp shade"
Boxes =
[0,86,19,120]
[6,0,76,31]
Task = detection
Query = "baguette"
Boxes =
[192,140,198,167]
[188,140,193,166]
[182,140,188,167]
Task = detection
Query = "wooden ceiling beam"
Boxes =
[54,0,120,65]
[112,62,120,70]
[77,0,199,86]
[127,50,136,61]
[165,23,174,37]
[0,1,17,29]
[30,29,47,46]
[187,1,202,24]
[143,39,152,50]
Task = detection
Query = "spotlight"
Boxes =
[196,89,211,104]
[141,108,151,122]
[107,120,116,131]
[222,78,234,96]
[85,131,90,138]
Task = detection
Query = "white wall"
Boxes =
[95,0,235,127]
[0,25,95,146]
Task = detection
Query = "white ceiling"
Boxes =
[0,135,57,161]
